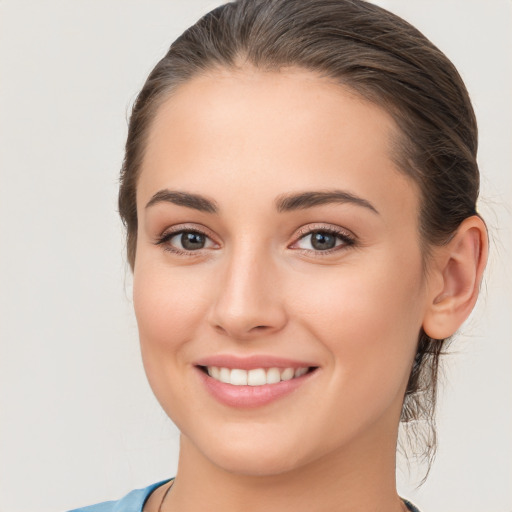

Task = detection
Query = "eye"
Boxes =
[291,226,355,253]
[155,227,218,255]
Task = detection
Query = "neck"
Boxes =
[163,424,405,512]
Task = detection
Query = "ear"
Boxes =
[422,215,488,340]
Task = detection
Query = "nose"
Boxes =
[208,245,288,340]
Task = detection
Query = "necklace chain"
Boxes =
[157,479,175,512]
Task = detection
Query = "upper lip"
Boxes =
[194,354,318,370]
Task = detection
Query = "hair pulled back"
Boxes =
[119,0,480,472]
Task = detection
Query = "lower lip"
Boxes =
[196,368,315,408]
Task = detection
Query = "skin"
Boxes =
[133,68,487,512]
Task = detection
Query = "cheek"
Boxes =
[133,260,207,342]
[286,265,424,439]
[132,259,216,424]
[289,255,424,388]
[132,258,212,392]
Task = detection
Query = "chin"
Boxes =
[183,424,315,477]
[207,443,308,477]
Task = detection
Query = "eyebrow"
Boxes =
[145,189,378,215]
[275,190,379,214]
[145,190,219,213]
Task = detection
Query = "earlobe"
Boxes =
[422,215,488,340]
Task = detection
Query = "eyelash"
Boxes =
[292,224,356,256]
[154,224,356,257]
[154,225,217,257]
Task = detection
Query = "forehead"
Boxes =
[138,67,418,219]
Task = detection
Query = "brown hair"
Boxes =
[119,0,480,473]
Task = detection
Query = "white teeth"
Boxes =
[280,367,294,381]
[247,368,266,386]
[205,366,310,386]
[294,367,308,378]
[219,367,231,384]
[266,367,281,384]
[209,366,220,380]
[230,369,248,385]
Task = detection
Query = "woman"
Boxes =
[69,0,487,510]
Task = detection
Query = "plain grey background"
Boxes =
[0,1,511,511]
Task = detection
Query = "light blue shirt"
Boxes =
[67,480,171,512]
[67,479,420,512]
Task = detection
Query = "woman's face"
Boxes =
[134,68,432,475]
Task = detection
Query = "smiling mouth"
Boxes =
[199,366,316,386]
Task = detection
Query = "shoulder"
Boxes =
[66,480,172,512]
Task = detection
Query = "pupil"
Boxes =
[311,231,336,250]
[181,232,205,250]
